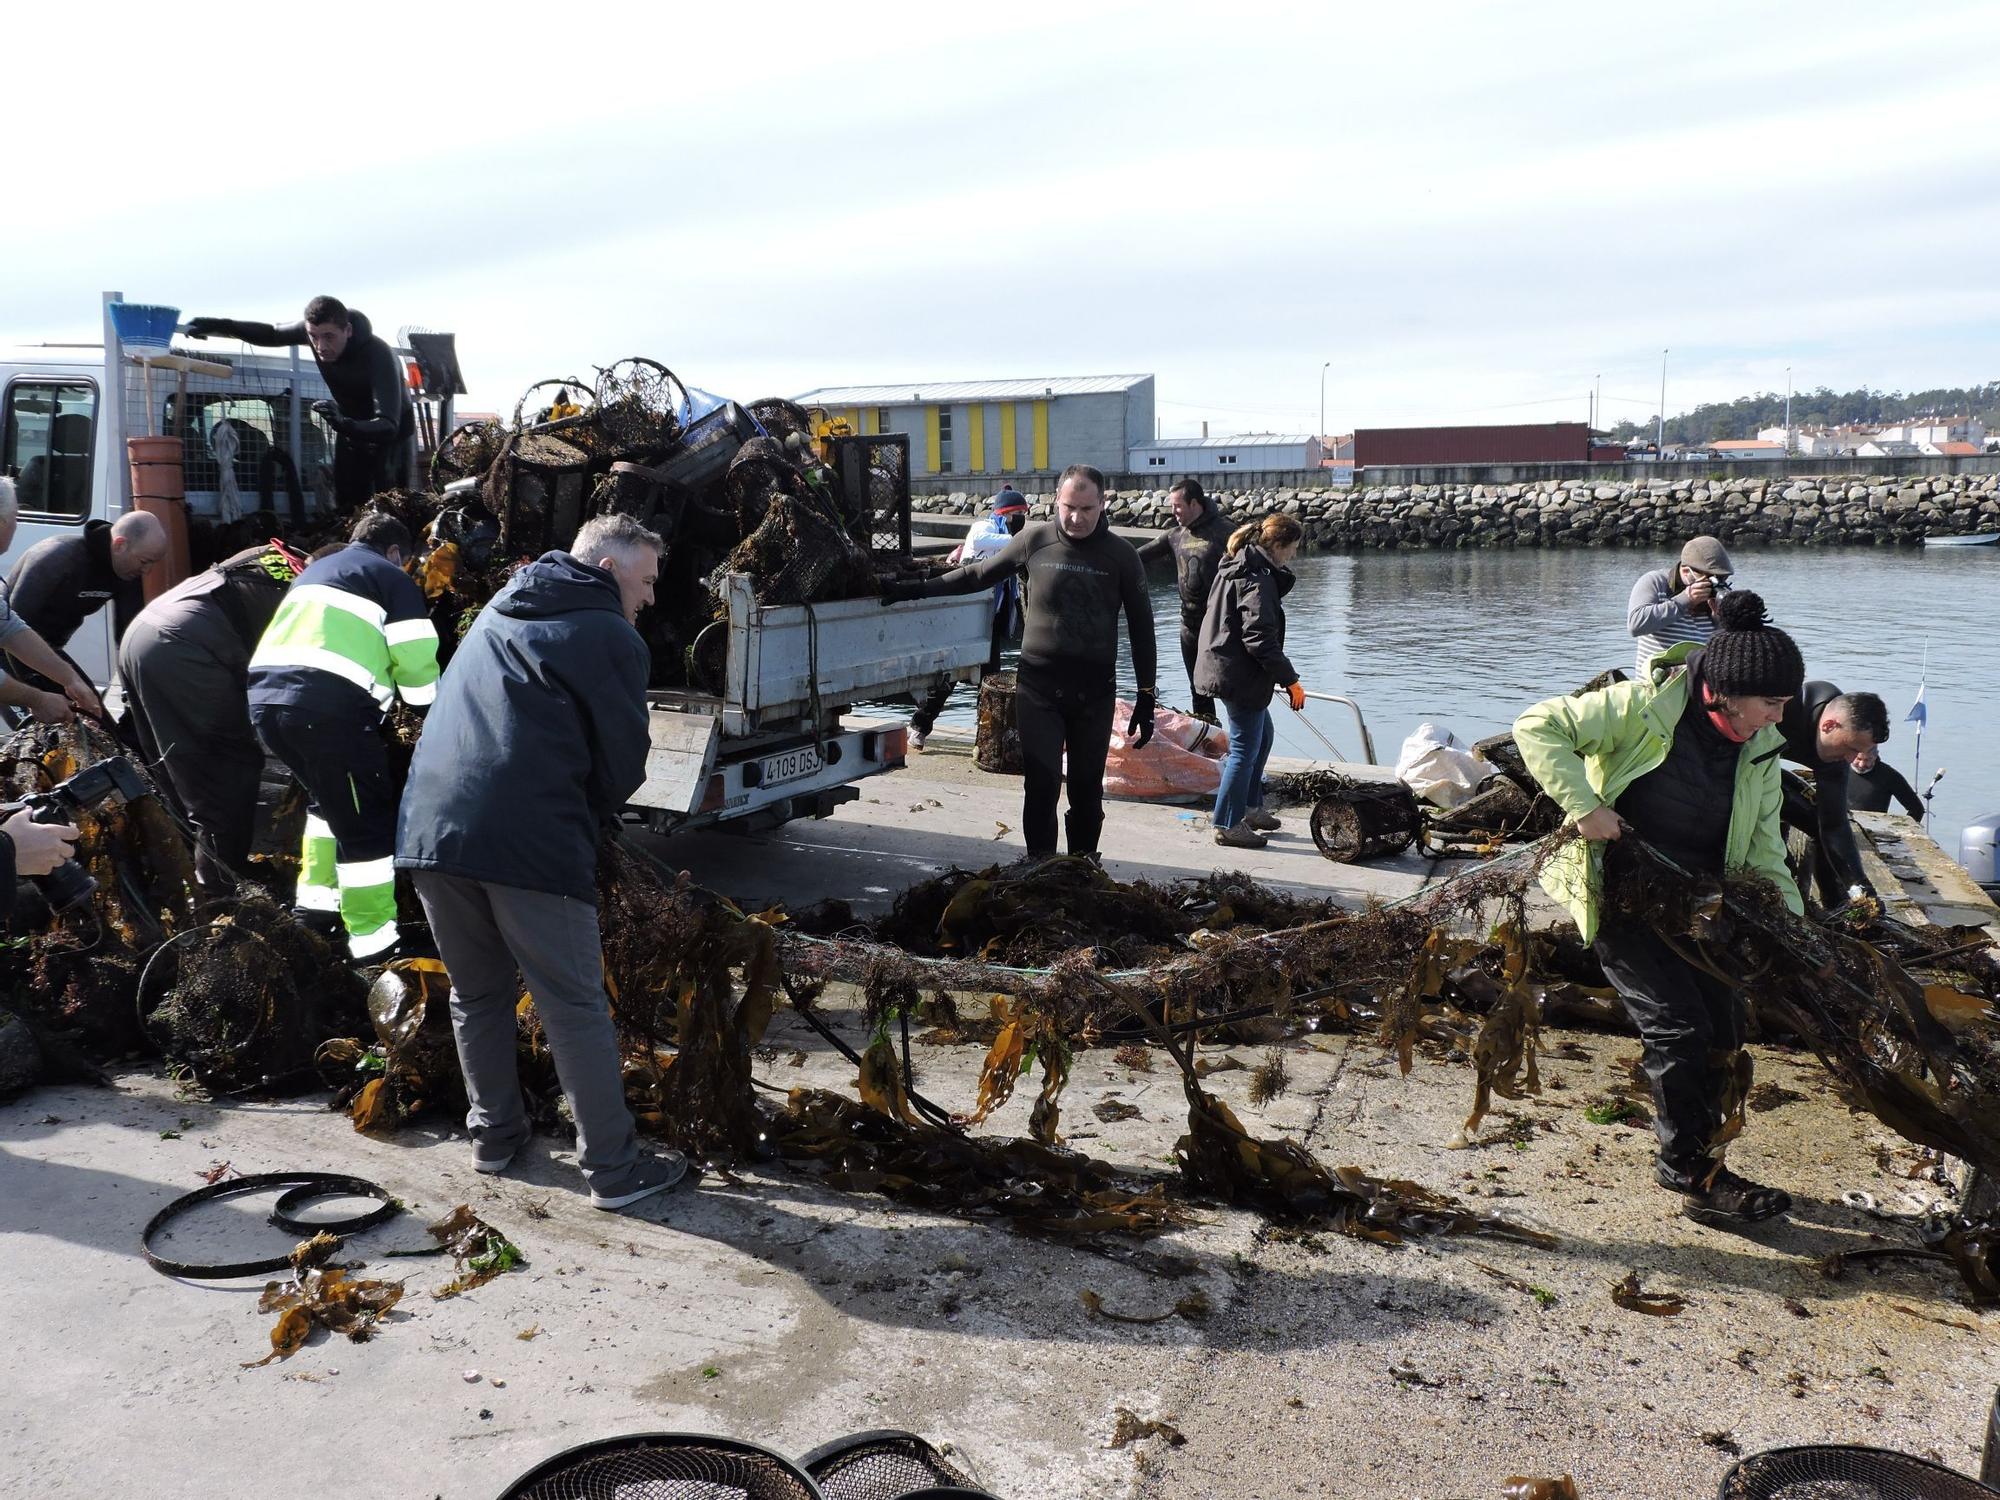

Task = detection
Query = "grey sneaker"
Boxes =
[589,1150,690,1211]
[473,1143,518,1175]
[1214,824,1268,850]
[1245,809,1281,831]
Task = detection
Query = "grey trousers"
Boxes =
[411,871,638,1188]
[118,597,263,892]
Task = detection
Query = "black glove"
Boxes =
[310,399,350,434]
[1127,690,1156,751]
[182,316,229,340]
[879,576,926,606]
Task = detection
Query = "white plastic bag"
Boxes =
[1394,723,1500,809]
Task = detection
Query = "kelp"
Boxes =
[427,1205,526,1299]
[243,1246,406,1368]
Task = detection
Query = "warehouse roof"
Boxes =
[795,374,1152,405]
[1133,434,1316,449]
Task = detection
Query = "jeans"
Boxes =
[1214,697,1275,829]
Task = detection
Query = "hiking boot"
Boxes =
[1214,824,1268,850]
[1660,1162,1791,1226]
[1245,809,1282,832]
[589,1150,690,1212]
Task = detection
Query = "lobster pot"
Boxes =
[976,671,1024,775]
[484,431,591,557]
[1310,783,1422,863]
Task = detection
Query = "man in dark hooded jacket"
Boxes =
[394,513,685,1213]
[185,296,414,510]
[1138,478,1233,719]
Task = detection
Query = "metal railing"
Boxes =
[1283,689,1377,765]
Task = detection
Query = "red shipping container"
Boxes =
[1354,422,1593,467]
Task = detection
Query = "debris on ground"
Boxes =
[244,1244,406,1369]
[426,1206,527,1299]
[1107,1407,1186,1448]
[1610,1271,1687,1317]
[1499,1476,1579,1500]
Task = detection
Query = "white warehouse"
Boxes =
[1126,433,1324,475]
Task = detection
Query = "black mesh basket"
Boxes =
[1720,1445,2000,1500]
[496,1432,825,1500]
[798,1430,991,1500]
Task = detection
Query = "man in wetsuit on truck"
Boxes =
[884,464,1156,861]
[184,295,414,511]
[1137,477,1233,721]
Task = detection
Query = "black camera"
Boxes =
[5,755,149,912]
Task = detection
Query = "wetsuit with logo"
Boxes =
[189,309,414,509]
[920,517,1156,856]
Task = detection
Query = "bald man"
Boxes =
[7,510,169,656]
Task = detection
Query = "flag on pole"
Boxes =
[1905,683,1927,728]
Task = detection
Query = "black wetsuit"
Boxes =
[1138,499,1233,717]
[1777,680,1870,902]
[193,310,413,509]
[1849,759,1925,818]
[921,517,1156,856]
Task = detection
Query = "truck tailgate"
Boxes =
[723,575,992,723]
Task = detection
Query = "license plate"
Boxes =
[758,746,823,788]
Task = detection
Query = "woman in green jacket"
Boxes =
[1515,591,1804,1228]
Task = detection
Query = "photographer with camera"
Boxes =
[1628,536,1738,681]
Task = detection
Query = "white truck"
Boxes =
[4,294,993,832]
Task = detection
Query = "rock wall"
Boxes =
[912,474,2000,548]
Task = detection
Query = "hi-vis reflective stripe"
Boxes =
[289,583,388,628]
[336,856,397,889]
[252,643,394,707]
[399,679,438,707]
[347,922,399,958]
[295,883,342,910]
[384,617,436,647]
[304,814,335,841]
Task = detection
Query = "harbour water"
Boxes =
[928,544,2000,857]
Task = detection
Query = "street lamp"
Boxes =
[1785,365,1794,457]
[1319,361,1330,448]
[1656,348,1669,459]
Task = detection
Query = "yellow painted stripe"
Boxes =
[967,403,985,472]
[1000,403,1017,471]
[1031,400,1050,470]
[925,404,942,474]
[860,406,877,436]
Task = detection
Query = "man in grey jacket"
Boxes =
[395,513,685,1212]
[1628,535,1737,678]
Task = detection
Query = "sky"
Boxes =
[12,0,2000,438]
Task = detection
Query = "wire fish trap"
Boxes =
[495,1432,826,1500]
[427,417,505,490]
[1310,780,1423,863]
[799,1430,990,1500]
[724,491,876,607]
[594,357,688,456]
[1719,1444,2000,1500]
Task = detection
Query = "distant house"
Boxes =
[1711,440,1786,460]
[1857,440,1919,458]
[1923,440,1982,457]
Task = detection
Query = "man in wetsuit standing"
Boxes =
[1777,684,1889,906]
[885,464,1155,860]
[184,296,414,511]
[1137,478,1233,720]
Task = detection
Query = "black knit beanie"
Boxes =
[1701,590,1804,699]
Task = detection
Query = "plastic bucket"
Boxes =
[108,303,181,354]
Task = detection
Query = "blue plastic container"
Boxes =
[107,303,181,354]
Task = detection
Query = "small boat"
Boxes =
[1923,532,2000,547]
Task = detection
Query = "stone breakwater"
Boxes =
[914,473,2000,548]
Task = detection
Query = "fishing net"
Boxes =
[724,490,878,608]
[428,418,506,489]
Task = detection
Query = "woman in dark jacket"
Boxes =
[1193,513,1306,849]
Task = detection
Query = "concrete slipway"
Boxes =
[4,733,1996,1500]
